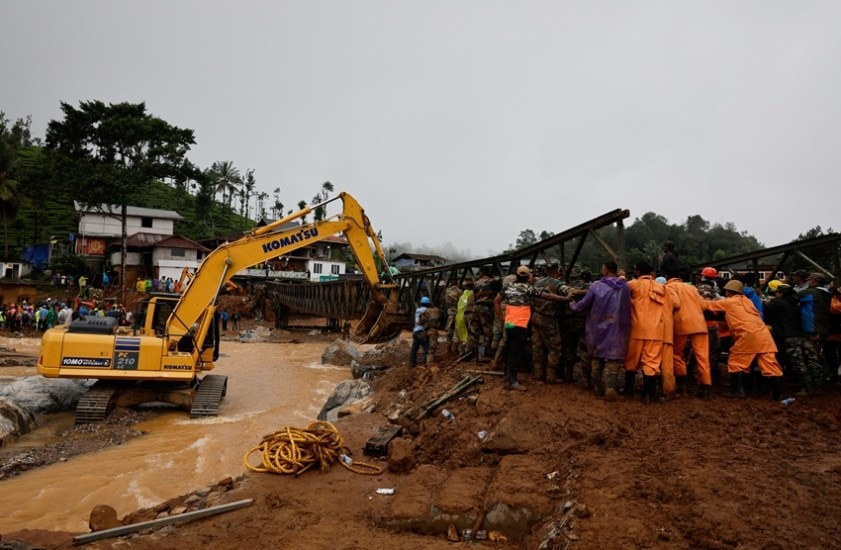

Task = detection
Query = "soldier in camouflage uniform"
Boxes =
[764,283,813,394]
[494,266,569,391]
[558,268,590,385]
[492,269,519,368]
[469,266,501,362]
[420,299,442,364]
[531,262,570,384]
[444,279,462,357]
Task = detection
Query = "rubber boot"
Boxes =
[545,364,559,385]
[696,384,711,399]
[563,362,575,384]
[533,361,546,383]
[591,360,605,396]
[728,372,746,398]
[675,375,688,396]
[770,376,783,401]
[622,371,636,397]
[582,363,593,390]
[603,361,620,402]
[643,375,659,404]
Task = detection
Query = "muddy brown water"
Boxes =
[0,337,350,533]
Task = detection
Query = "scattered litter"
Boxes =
[546,470,559,480]
[375,488,395,495]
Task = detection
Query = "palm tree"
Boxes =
[241,169,255,221]
[312,181,334,221]
[256,192,269,219]
[208,161,242,211]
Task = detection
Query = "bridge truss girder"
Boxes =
[266,209,630,332]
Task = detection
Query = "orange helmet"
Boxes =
[701,267,718,279]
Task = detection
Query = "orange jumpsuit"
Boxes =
[666,279,712,386]
[700,295,782,376]
[625,275,672,377]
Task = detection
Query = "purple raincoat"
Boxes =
[570,276,631,360]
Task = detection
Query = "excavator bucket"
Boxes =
[354,297,402,343]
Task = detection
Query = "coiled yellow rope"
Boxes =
[243,420,383,476]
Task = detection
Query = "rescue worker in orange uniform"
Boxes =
[700,279,784,400]
[624,261,674,403]
[664,266,713,398]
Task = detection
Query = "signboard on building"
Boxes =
[77,238,107,256]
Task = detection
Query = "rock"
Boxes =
[238,326,273,342]
[346,335,411,379]
[321,339,361,366]
[350,360,389,380]
[316,379,373,420]
[0,378,91,443]
[89,504,122,532]
[0,400,36,445]
[0,377,90,413]
[387,438,416,473]
[337,396,376,417]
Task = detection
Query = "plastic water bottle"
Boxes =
[441,409,455,420]
[340,454,353,465]
[781,397,795,406]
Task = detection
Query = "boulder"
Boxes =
[237,326,273,342]
[89,504,122,532]
[0,400,36,445]
[0,377,90,443]
[336,395,376,418]
[316,379,373,420]
[321,339,361,366]
[0,377,90,413]
[349,337,411,379]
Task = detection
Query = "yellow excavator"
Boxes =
[37,192,402,423]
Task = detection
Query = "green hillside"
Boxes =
[6,179,253,255]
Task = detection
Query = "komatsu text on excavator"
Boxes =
[37,192,401,423]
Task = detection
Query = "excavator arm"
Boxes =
[165,192,399,348]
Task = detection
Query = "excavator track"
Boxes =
[75,382,119,424]
[190,374,228,418]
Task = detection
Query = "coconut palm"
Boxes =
[207,161,242,211]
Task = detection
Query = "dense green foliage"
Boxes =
[0,108,258,261]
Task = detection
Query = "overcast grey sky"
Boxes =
[4,1,840,258]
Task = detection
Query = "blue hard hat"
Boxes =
[420,297,431,305]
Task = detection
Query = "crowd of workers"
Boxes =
[411,243,841,403]
[0,298,132,332]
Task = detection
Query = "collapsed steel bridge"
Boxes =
[264,208,631,332]
[688,233,841,283]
